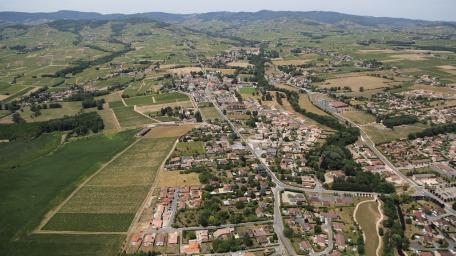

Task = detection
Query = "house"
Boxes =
[168,232,178,244]
[252,227,268,237]
[213,227,234,239]
[299,241,311,251]
[196,230,208,242]
[181,240,200,255]
[130,234,142,246]
[335,233,346,248]
[143,234,155,247]
[155,233,165,247]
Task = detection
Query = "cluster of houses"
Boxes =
[403,201,456,254]
[379,133,456,169]
[241,98,324,187]
[281,191,361,255]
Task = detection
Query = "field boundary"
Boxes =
[33,138,142,233]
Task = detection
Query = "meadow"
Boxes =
[199,106,222,121]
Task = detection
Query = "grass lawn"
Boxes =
[239,87,257,95]
[173,141,205,157]
[199,106,222,121]
[111,106,154,128]
[0,130,136,255]
[355,201,380,256]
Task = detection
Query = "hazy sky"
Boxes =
[1,0,455,21]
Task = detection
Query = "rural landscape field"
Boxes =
[1,1,456,256]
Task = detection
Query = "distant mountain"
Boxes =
[0,10,454,28]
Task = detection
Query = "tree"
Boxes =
[12,112,25,124]
[195,111,203,122]
[359,86,365,92]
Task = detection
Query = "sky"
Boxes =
[1,0,455,21]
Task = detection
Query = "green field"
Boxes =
[239,87,257,95]
[124,95,155,106]
[0,130,137,255]
[0,133,61,170]
[21,102,82,122]
[154,92,189,104]
[172,141,205,157]
[111,106,154,127]
[43,137,176,232]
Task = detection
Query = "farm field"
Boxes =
[362,123,428,145]
[0,130,136,255]
[355,200,381,256]
[144,124,197,139]
[319,75,394,91]
[111,106,154,128]
[43,137,176,232]
[340,110,376,125]
[199,106,222,121]
[136,101,194,114]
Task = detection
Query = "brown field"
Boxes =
[98,108,120,133]
[207,68,236,75]
[0,115,13,124]
[275,83,300,92]
[410,84,456,97]
[144,124,197,139]
[319,75,393,91]
[136,101,194,114]
[355,200,381,256]
[227,61,252,68]
[272,58,312,66]
[438,65,456,75]
[0,95,8,101]
[157,171,200,187]
[100,92,122,103]
[386,54,429,61]
[169,67,202,75]
[299,94,328,116]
